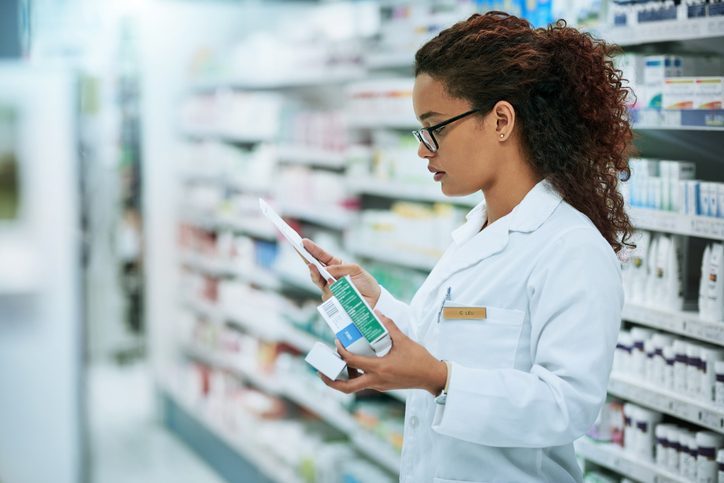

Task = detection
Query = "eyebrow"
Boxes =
[419,111,444,122]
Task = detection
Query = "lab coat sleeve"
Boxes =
[431,227,623,447]
[374,286,417,340]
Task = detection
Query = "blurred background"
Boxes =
[0,1,723,483]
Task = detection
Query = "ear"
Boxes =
[493,101,516,142]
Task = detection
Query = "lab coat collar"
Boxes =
[451,178,561,245]
[431,179,562,292]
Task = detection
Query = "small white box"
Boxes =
[663,77,696,109]
[696,77,724,109]
[718,184,724,219]
[305,342,349,381]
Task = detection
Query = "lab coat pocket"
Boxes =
[438,303,524,369]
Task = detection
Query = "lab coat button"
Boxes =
[410,416,419,428]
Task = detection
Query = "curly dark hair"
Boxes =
[415,11,634,254]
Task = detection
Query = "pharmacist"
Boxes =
[305,12,629,483]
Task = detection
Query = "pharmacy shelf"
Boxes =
[181,128,274,145]
[216,215,277,241]
[183,344,402,474]
[603,16,724,46]
[276,268,320,295]
[225,308,289,345]
[622,303,724,347]
[347,242,439,272]
[163,385,303,483]
[191,69,366,92]
[275,145,348,169]
[231,266,282,291]
[364,51,415,70]
[631,109,724,131]
[608,374,724,433]
[629,208,724,241]
[346,176,481,207]
[574,437,687,483]
[180,252,234,278]
[178,210,220,232]
[185,343,284,396]
[183,298,225,323]
[347,116,418,130]
[278,204,354,230]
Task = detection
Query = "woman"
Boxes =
[304,11,633,483]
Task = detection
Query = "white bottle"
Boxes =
[645,338,657,382]
[717,448,724,483]
[653,235,670,306]
[646,235,660,306]
[615,330,633,374]
[631,231,652,304]
[700,347,724,402]
[636,408,662,460]
[665,235,684,310]
[697,431,724,483]
[668,426,681,473]
[652,333,674,386]
[656,423,671,466]
[664,345,677,391]
[674,339,690,393]
[632,327,655,378]
[680,430,696,478]
[623,403,636,452]
[688,342,703,397]
[715,361,724,407]
[701,244,713,319]
[707,244,724,322]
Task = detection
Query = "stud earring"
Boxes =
[499,134,504,139]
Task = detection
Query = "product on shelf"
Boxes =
[346,78,416,127]
[624,158,697,214]
[701,243,724,321]
[614,326,724,405]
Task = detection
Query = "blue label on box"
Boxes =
[335,323,364,348]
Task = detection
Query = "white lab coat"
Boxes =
[375,179,623,483]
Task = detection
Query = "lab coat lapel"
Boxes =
[425,179,562,293]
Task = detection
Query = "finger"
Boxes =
[308,263,326,287]
[319,371,372,394]
[375,310,404,339]
[302,239,341,266]
[335,339,378,372]
[325,263,362,279]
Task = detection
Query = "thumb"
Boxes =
[375,310,404,339]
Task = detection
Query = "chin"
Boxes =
[441,182,475,198]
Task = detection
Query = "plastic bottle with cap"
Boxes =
[667,426,681,473]
[715,361,724,407]
[652,333,674,386]
[680,430,696,479]
[623,403,636,452]
[645,338,657,383]
[700,347,724,402]
[674,340,690,393]
[655,424,671,466]
[664,345,676,391]
[688,342,703,397]
[696,431,724,483]
[632,327,655,378]
[614,330,632,374]
[636,408,662,460]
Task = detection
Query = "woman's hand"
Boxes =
[302,238,381,307]
[320,312,448,396]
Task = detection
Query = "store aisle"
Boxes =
[89,361,225,483]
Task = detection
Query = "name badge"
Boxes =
[442,307,487,320]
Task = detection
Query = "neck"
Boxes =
[483,173,542,227]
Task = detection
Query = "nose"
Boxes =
[417,141,435,159]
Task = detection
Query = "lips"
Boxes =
[428,165,446,181]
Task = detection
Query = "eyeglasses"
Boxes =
[411,109,480,153]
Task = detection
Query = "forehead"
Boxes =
[412,74,470,119]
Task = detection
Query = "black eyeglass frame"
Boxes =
[411,108,481,153]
